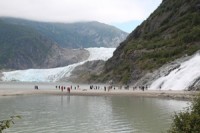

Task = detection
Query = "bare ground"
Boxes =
[0,88,198,100]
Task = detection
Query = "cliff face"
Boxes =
[100,0,200,84]
[43,45,89,69]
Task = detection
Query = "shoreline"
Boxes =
[0,89,199,100]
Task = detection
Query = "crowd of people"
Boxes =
[55,85,72,93]
[34,84,149,93]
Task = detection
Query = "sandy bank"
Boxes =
[0,89,198,100]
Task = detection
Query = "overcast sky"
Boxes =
[0,0,162,33]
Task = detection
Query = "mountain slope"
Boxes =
[1,48,115,82]
[0,20,53,69]
[98,0,200,84]
[0,17,128,48]
[0,18,126,69]
[0,20,89,69]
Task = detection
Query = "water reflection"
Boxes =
[0,95,189,133]
[109,96,189,133]
[61,95,63,106]
[67,95,70,104]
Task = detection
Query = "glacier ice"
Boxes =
[2,47,115,82]
[3,47,200,90]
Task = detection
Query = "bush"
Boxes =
[168,94,200,133]
[0,116,21,133]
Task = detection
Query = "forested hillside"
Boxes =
[96,0,200,84]
[0,20,54,69]
[0,18,127,48]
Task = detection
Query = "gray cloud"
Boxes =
[0,0,162,24]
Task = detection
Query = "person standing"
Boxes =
[67,87,70,93]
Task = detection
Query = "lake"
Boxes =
[0,94,189,133]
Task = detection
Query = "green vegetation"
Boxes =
[0,116,21,133]
[168,94,200,133]
[99,0,200,84]
[0,21,53,69]
[124,12,200,71]
[0,18,127,48]
[0,18,127,69]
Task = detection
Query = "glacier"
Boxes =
[149,53,200,90]
[2,47,200,91]
[2,47,115,82]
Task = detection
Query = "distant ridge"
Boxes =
[0,17,128,48]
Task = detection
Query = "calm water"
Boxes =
[0,94,189,133]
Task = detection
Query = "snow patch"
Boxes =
[2,47,115,82]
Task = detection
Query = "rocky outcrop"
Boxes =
[43,45,89,68]
[65,60,105,83]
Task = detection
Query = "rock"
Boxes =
[43,45,89,68]
[65,60,105,83]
